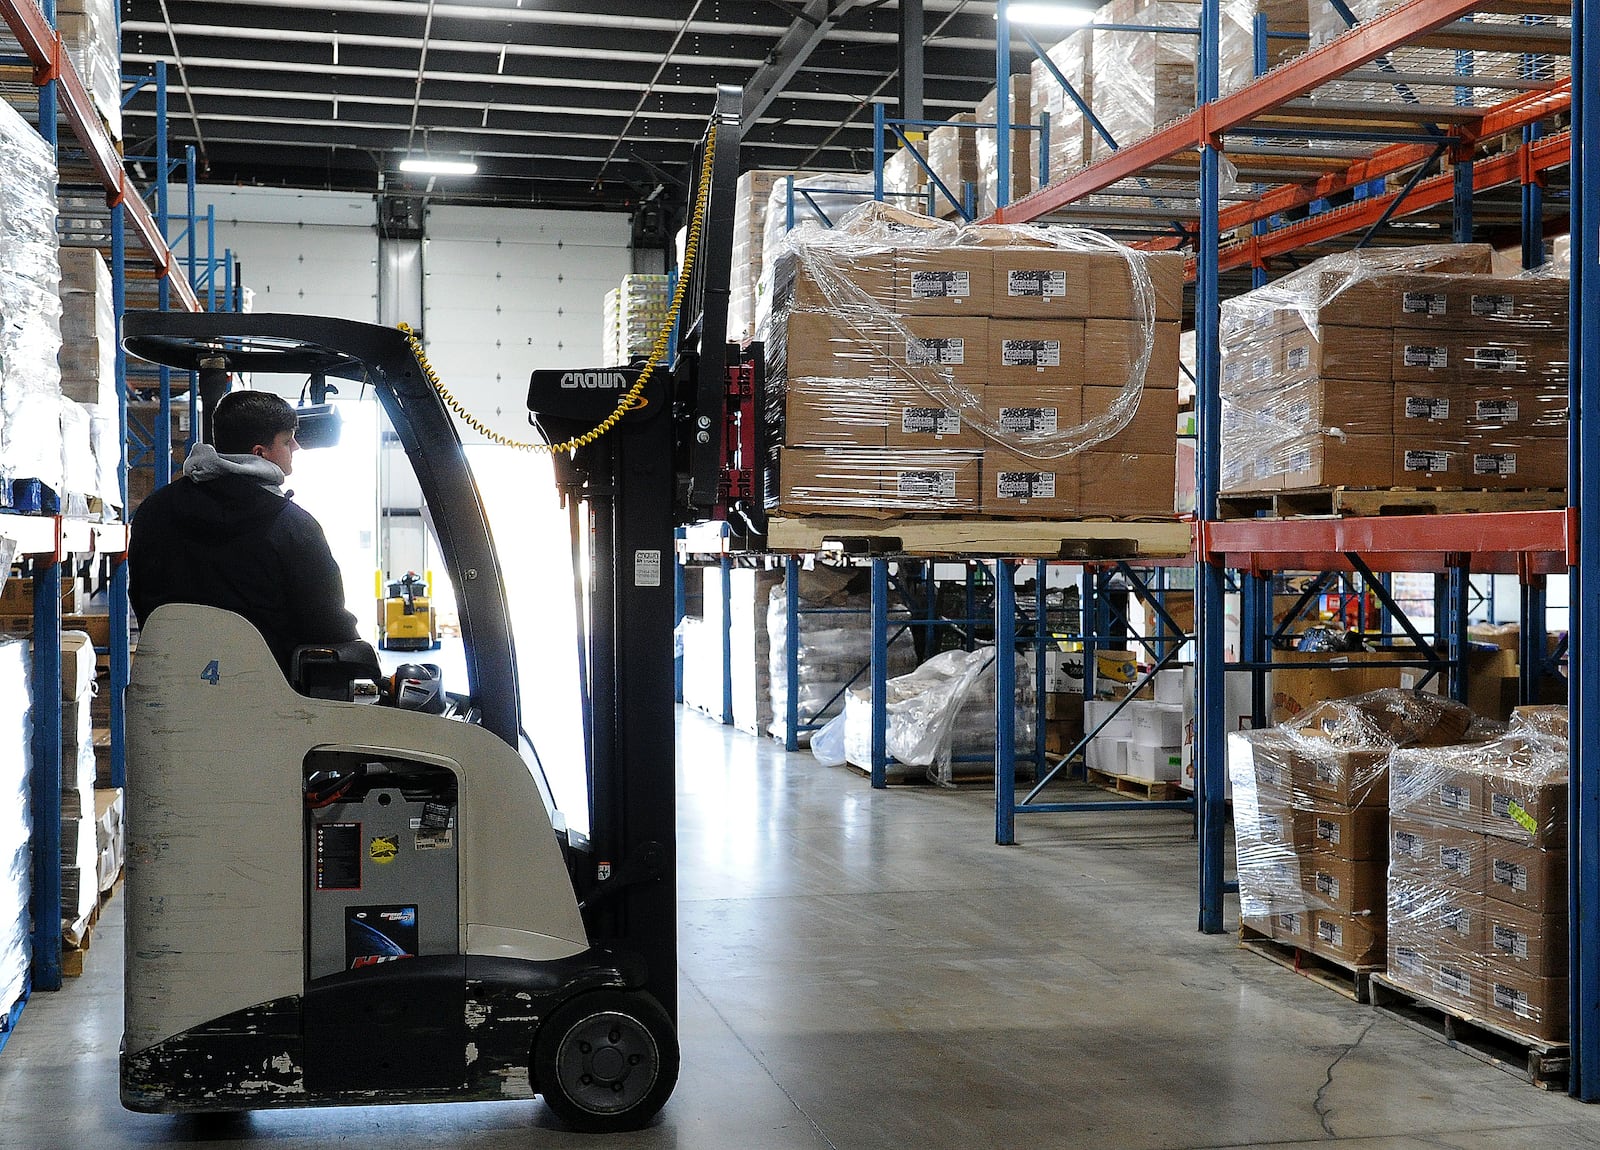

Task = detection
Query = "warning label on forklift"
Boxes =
[635,549,662,588]
[315,822,361,890]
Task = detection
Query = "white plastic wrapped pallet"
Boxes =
[1090,0,1200,163]
[0,98,64,497]
[0,639,30,1028]
[753,172,877,342]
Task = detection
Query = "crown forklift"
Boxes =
[116,89,757,1133]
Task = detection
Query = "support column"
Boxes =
[996,559,1018,845]
[870,558,890,789]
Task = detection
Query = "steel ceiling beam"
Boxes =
[742,0,868,130]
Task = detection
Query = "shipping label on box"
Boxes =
[989,319,1085,387]
[982,449,1079,518]
[905,337,968,366]
[989,250,1090,318]
[984,387,1082,446]
[897,250,994,315]
[886,401,983,449]
[894,318,989,387]
[880,451,982,513]
[1486,841,1566,913]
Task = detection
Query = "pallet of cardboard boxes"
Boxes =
[762,203,1185,522]
[1220,244,1568,502]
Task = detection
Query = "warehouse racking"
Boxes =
[983,0,1592,1100]
[0,0,225,1012]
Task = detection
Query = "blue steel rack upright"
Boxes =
[984,0,1589,1101]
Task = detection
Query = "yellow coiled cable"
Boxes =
[397,124,719,454]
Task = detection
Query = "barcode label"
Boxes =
[1474,453,1517,477]
[1403,291,1447,316]
[905,337,965,365]
[896,469,957,498]
[911,270,970,299]
[1475,399,1519,421]
[900,407,962,435]
[1439,784,1471,810]
[1404,450,1453,473]
[1317,920,1343,947]
[996,471,1055,500]
[1471,346,1523,372]
[1316,818,1340,845]
[1404,344,1449,369]
[1001,338,1061,367]
[1493,924,1530,959]
[1315,871,1340,899]
[1286,346,1311,373]
[1493,983,1532,1016]
[1395,831,1422,858]
[1492,858,1528,892]
[998,406,1060,434]
[1472,293,1516,318]
[1404,396,1450,421]
[1007,269,1067,298]
[1441,846,1470,876]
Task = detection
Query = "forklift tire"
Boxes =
[532,989,679,1133]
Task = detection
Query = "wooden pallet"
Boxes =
[1239,926,1380,1003]
[1083,767,1187,802]
[1369,973,1570,1091]
[765,517,1192,560]
[1218,487,1566,521]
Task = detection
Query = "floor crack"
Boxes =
[1313,1018,1376,1138]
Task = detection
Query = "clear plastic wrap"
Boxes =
[58,247,118,408]
[1219,245,1570,496]
[55,0,121,138]
[1220,0,1310,94]
[925,114,979,218]
[755,173,879,341]
[730,170,809,345]
[1230,689,1474,970]
[765,571,916,745]
[59,398,97,508]
[975,77,1036,219]
[1386,719,1569,1042]
[842,648,1035,786]
[0,640,29,1029]
[1030,33,1094,180]
[601,287,622,367]
[1090,0,1199,163]
[0,97,64,498]
[762,199,1182,519]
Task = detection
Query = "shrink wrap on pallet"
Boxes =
[1385,717,1569,1042]
[1230,689,1474,969]
[1030,34,1094,179]
[1219,0,1311,94]
[0,99,64,499]
[1089,0,1199,163]
[765,570,916,745]
[762,200,1180,519]
[1218,245,1570,496]
[755,173,880,341]
[975,77,1036,219]
[842,648,1036,785]
[0,641,30,1032]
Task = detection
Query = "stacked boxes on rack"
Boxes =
[1084,663,1186,783]
[1030,35,1094,179]
[1220,244,1569,496]
[55,0,122,139]
[730,170,806,344]
[1386,708,1570,1042]
[58,248,121,512]
[1089,0,1200,163]
[59,630,100,944]
[0,98,64,503]
[600,274,672,367]
[1231,689,1472,970]
[1220,0,1311,93]
[975,77,1035,218]
[763,204,1184,520]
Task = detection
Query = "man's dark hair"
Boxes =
[213,391,298,455]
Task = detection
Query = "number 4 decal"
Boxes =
[200,660,221,685]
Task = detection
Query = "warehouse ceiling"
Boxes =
[120,0,1029,212]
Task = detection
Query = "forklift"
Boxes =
[117,88,760,1132]
[377,571,440,651]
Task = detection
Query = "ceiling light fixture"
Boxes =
[1002,2,1095,26]
[399,157,478,175]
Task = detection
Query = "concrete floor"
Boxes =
[3,708,1600,1149]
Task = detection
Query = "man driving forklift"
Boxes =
[126,389,368,680]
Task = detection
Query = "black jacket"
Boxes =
[128,471,361,677]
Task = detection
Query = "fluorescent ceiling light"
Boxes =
[399,157,478,175]
[1003,3,1094,26]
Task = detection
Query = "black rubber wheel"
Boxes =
[532,989,679,1133]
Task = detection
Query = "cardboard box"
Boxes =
[766,447,886,518]
[1084,697,1134,738]
[987,320,1085,387]
[1292,741,1390,807]
[1389,274,1568,333]
[886,395,984,449]
[1128,701,1185,747]
[772,250,896,312]
[1086,736,1128,774]
[1295,804,1388,861]
[1222,339,1279,392]
[1466,441,1568,490]
[1083,320,1180,390]
[1390,874,1484,957]
[1304,852,1386,916]
[1485,898,1567,977]
[1281,325,1393,384]
[1466,385,1568,438]
[982,448,1080,518]
[988,249,1094,318]
[1389,816,1485,891]
[777,382,892,448]
[1251,378,1394,440]
[1485,841,1566,913]
[769,311,886,383]
[0,576,79,613]
[878,450,982,514]
[1484,967,1569,1042]
[1079,451,1176,516]
[1085,250,1185,323]
[1046,651,1086,695]
[1393,331,1569,384]
[1282,434,1394,489]
[1394,440,1469,484]
[1390,756,1483,829]
[1484,770,1568,848]
[897,249,994,315]
[1395,384,1466,439]
[1084,386,1179,455]
[982,387,1083,442]
[891,317,990,389]
[1124,741,1181,782]
[1387,944,1484,1013]
[1309,908,1385,967]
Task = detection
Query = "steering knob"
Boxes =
[390,663,446,714]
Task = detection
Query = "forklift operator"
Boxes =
[127,390,365,680]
